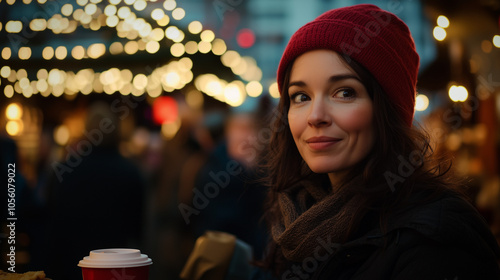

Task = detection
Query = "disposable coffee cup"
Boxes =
[78,248,152,280]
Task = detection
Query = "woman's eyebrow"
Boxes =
[288,74,361,89]
[328,74,361,83]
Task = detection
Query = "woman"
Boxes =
[257,4,500,280]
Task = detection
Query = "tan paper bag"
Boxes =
[180,231,237,280]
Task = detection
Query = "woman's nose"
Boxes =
[307,98,332,127]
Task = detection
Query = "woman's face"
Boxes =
[287,50,375,182]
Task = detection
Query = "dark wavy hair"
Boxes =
[258,53,465,275]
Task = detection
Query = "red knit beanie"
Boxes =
[277,4,419,126]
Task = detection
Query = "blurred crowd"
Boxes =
[0,95,273,279]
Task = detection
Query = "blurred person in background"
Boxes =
[188,106,268,260]
[43,100,146,279]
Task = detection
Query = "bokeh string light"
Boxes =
[0,0,271,107]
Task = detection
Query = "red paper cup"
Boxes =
[78,249,152,280]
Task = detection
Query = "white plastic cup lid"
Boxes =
[78,249,153,268]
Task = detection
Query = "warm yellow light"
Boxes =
[119,83,132,95]
[117,6,131,19]
[172,30,184,42]
[150,28,164,41]
[156,15,170,26]
[0,22,2,32]
[246,81,263,97]
[138,27,153,39]
[19,77,30,89]
[493,35,500,48]
[232,59,248,75]
[161,118,181,140]
[221,50,241,67]
[415,94,430,111]
[241,66,262,82]
[72,45,85,59]
[133,0,146,11]
[147,87,162,98]
[88,43,106,58]
[76,0,88,6]
[433,26,446,41]
[109,0,120,4]
[100,69,117,85]
[47,16,70,33]
[163,72,180,87]
[6,120,23,136]
[133,74,148,90]
[109,42,124,54]
[6,21,22,33]
[163,0,176,11]
[437,15,449,28]
[1,66,11,78]
[123,0,134,5]
[205,80,223,97]
[2,48,12,60]
[185,41,198,54]
[60,3,73,16]
[36,79,48,92]
[172,8,185,20]
[104,4,117,16]
[179,57,193,70]
[200,30,215,42]
[55,46,68,59]
[4,85,14,98]
[16,69,27,79]
[37,69,48,80]
[157,15,170,26]
[165,26,180,39]
[145,41,160,54]
[7,0,16,4]
[151,8,164,20]
[54,125,70,146]
[449,85,468,102]
[224,82,246,107]
[269,82,280,98]
[48,69,63,86]
[5,103,23,120]
[124,41,139,54]
[30,18,47,31]
[188,21,202,34]
[30,81,39,94]
[106,15,119,27]
[73,9,84,21]
[53,84,65,97]
[89,19,101,31]
[81,13,93,24]
[42,46,54,60]
[84,3,97,15]
[198,41,211,54]
[170,43,185,57]
[18,47,32,60]
[211,38,227,55]
[120,69,133,82]
[22,86,33,98]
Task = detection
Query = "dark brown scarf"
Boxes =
[271,179,364,262]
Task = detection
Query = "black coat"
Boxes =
[305,193,500,280]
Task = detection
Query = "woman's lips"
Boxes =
[306,136,341,150]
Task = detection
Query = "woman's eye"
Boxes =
[290,92,309,103]
[335,88,356,100]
